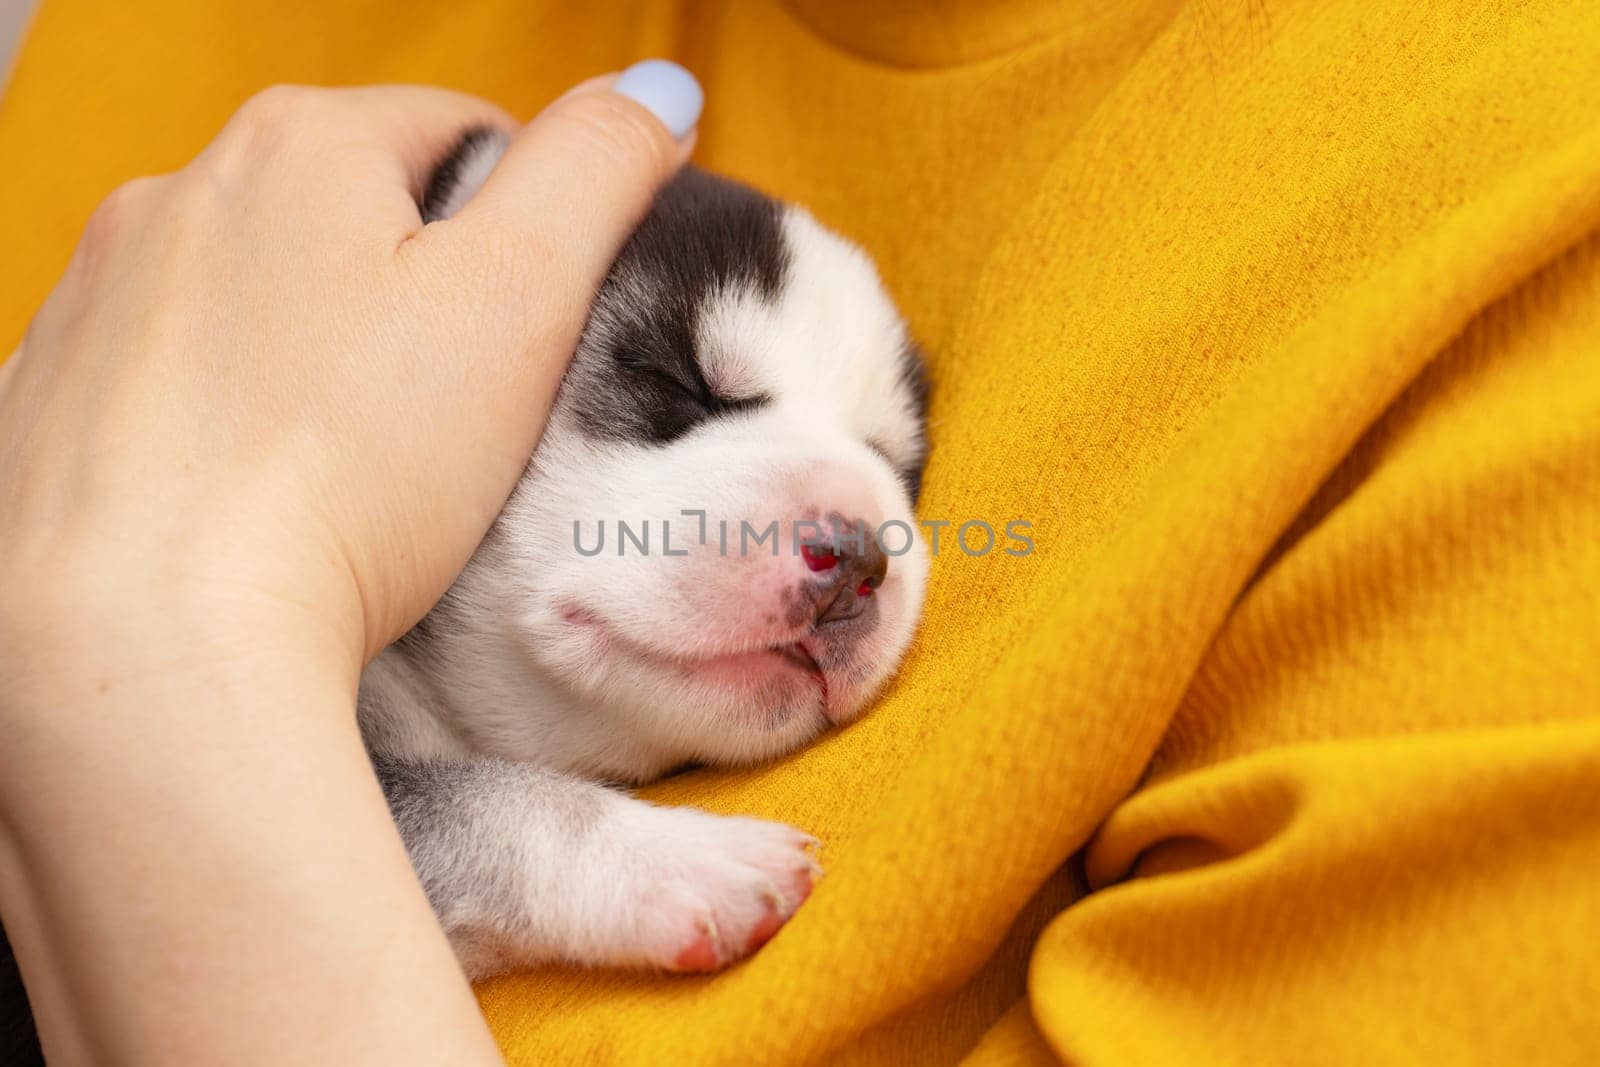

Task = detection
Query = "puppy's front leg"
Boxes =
[373,758,818,979]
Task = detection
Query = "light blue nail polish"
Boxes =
[613,59,704,140]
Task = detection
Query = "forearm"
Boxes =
[0,604,501,1065]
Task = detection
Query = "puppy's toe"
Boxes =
[670,921,722,973]
[616,809,820,972]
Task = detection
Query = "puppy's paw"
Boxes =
[600,806,820,972]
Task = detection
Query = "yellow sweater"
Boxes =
[4,2,1598,1063]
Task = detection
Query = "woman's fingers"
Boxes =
[192,83,518,233]
[425,60,702,312]
[335,84,521,200]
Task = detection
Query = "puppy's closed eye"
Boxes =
[613,350,769,439]
[615,352,707,404]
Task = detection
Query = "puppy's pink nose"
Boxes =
[808,519,888,627]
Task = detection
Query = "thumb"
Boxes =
[429,60,702,297]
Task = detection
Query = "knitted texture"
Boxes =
[2,2,1597,1063]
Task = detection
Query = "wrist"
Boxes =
[0,552,364,793]
[0,583,490,1064]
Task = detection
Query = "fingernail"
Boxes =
[612,59,703,140]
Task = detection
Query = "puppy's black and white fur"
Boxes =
[363,130,930,978]
[0,132,929,1058]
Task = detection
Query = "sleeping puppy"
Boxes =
[0,134,930,1061]
[361,130,932,978]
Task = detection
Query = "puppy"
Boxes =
[0,135,930,1061]
[361,130,932,978]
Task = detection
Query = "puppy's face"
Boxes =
[491,168,930,769]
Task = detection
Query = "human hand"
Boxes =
[0,66,699,677]
[0,63,701,1065]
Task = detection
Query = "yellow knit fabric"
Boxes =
[4,2,1598,1063]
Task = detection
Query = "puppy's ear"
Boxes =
[420,126,512,223]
